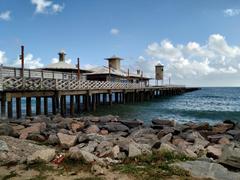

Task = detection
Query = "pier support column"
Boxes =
[52,96,56,115]
[92,94,96,111]
[7,97,12,119]
[36,97,41,115]
[44,97,48,115]
[102,94,106,105]
[115,92,119,103]
[60,95,66,116]
[16,97,22,119]
[84,93,90,112]
[26,97,32,117]
[109,91,112,106]
[122,92,126,104]
[75,95,81,113]
[132,92,135,103]
[70,95,74,116]
[1,94,6,117]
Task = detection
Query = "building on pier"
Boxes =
[85,55,151,86]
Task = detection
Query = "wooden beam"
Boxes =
[52,95,56,115]
[44,97,48,115]
[7,98,12,119]
[92,94,96,111]
[26,97,32,117]
[36,97,41,115]
[60,95,66,116]
[70,95,74,116]
[1,94,6,117]
[16,97,21,119]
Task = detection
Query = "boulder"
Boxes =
[189,122,210,131]
[129,128,156,138]
[182,130,205,142]
[91,164,105,176]
[99,129,108,135]
[120,119,143,129]
[128,142,151,157]
[0,136,55,165]
[0,123,14,136]
[212,123,233,133]
[103,122,129,132]
[47,134,59,145]
[112,145,120,159]
[218,137,230,145]
[96,141,113,157]
[27,148,56,164]
[158,143,176,152]
[133,134,158,147]
[27,133,45,142]
[81,141,98,153]
[159,133,172,143]
[19,122,46,139]
[206,145,222,159]
[71,122,85,132]
[80,150,105,166]
[0,140,9,151]
[207,134,233,144]
[99,115,118,123]
[219,144,240,169]
[77,132,88,143]
[174,160,240,180]
[227,129,240,136]
[157,127,178,139]
[57,133,78,148]
[85,125,100,134]
[152,118,176,127]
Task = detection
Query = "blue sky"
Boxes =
[1,0,240,86]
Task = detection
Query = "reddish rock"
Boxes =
[212,123,233,133]
[206,145,222,159]
[19,123,46,139]
[57,133,78,149]
[190,122,210,131]
[71,122,84,132]
[100,129,108,135]
[85,125,100,134]
[218,137,230,145]
[207,134,233,144]
[152,118,176,127]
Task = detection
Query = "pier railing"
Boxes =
[2,77,146,91]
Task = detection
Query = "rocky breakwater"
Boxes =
[0,115,240,179]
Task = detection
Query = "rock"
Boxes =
[184,148,198,158]
[189,122,210,131]
[152,118,176,127]
[11,124,25,136]
[206,145,222,159]
[85,125,100,134]
[27,148,56,164]
[57,133,77,148]
[130,128,156,138]
[71,122,84,132]
[120,119,143,128]
[90,117,100,122]
[219,144,240,169]
[182,130,205,143]
[0,123,14,136]
[96,141,113,157]
[223,119,236,127]
[0,140,9,151]
[0,136,55,166]
[227,129,240,136]
[86,133,105,143]
[99,115,118,123]
[159,133,172,143]
[99,129,108,135]
[218,137,230,145]
[91,164,105,176]
[128,142,142,157]
[112,145,120,159]
[174,160,240,180]
[27,133,45,142]
[212,123,233,133]
[81,141,98,153]
[234,133,240,141]
[47,134,59,145]
[207,134,233,144]
[19,122,46,139]
[80,150,105,166]
[103,123,129,132]
[68,146,83,160]
[157,127,177,139]
[77,133,88,143]
[159,143,176,152]
[128,142,151,157]
[134,134,158,147]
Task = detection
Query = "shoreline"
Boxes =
[0,114,240,179]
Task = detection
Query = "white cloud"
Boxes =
[0,11,11,21]
[223,8,240,17]
[13,53,44,69]
[0,51,7,64]
[134,34,240,86]
[82,64,97,70]
[51,58,58,63]
[51,57,72,64]
[110,28,120,35]
[52,4,64,13]
[31,0,64,14]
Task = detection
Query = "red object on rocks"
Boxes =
[52,154,65,165]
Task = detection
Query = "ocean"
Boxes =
[92,87,240,124]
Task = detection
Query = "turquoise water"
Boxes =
[92,87,240,124]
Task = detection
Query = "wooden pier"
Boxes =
[0,66,199,119]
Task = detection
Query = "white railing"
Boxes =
[2,77,145,91]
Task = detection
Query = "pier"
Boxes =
[0,66,199,119]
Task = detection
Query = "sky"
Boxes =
[1,0,240,86]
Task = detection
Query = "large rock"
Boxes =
[47,134,60,145]
[85,125,100,134]
[27,148,56,164]
[219,143,240,169]
[130,128,156,138]
[120,119,143,129]
[0,136,55,165]
[96,141,113,157]
[103,122,129,132]
[57,133,77,148]
[159,133,172,143]
[207,134,233,144]
[81,141,98,153]
[206,145,222,159]
[80,150,105,166]
[128,142,151,157]
[71,122,85,132]
[182,130,206,143]
[133,134,158,147]
[19,122,46,139]
[174,160,240,180]
[152,118,176,127]
[212,123,233,133]
[0,140,9,151]
[0,123,14,136]
[158,143,177,152]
